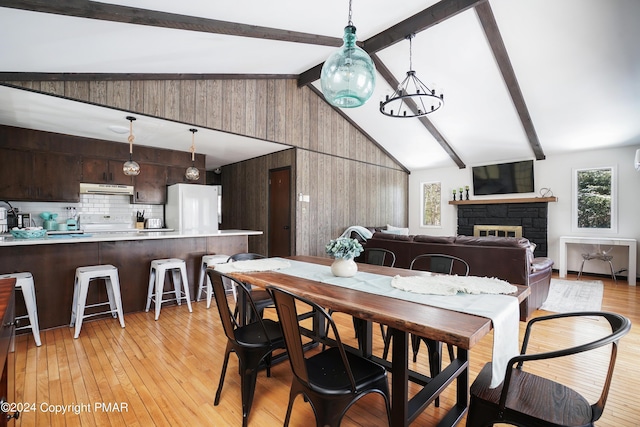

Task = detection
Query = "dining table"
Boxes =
[223,255,530,427]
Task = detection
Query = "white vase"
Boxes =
[331,258,358,277]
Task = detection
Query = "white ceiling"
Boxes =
[1,0,639,171]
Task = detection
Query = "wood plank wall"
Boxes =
[3,79,409,256]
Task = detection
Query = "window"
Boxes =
[421,182,441,227]
[572,166,617,233]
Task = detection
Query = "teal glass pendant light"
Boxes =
[320,0,375,108]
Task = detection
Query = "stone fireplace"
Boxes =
[455,200,551,257]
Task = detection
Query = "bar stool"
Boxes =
[70,265,125,339]
[0,272,41,346]
[197,254,230,308]
[146,258,192,320]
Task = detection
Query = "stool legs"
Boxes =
[19,280,41,346]
[71,266,125,339]
[145,260,192,320]
[2,273,42,347]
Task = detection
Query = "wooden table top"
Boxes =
[229,255,530,350]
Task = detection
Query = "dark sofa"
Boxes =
[358,231,554,320]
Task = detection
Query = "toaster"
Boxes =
[144,218,163,229]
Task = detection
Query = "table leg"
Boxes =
[391,328,409,427]
[559,239,568,278]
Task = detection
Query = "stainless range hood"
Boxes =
[79,183,134,195]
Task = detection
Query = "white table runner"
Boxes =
[275,258,519,388]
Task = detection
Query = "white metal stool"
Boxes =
[0,272,41,346]
[146,258,192,320]
[197,254,230,308]
[70,265,125,339]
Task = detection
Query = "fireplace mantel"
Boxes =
[449,196,557,205]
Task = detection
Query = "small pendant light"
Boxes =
[123,116,141,176]
[185,128,200,181]
[320,0,376,108]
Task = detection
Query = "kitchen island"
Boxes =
[0,229,262,331]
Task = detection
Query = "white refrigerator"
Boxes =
[165,184,219,233]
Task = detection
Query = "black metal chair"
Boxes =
[226,252,274,322]
[382,253,469,406]
[362,248,396,346]
[269,286,391,427]
[207,269,285,427]
[363,247,396,267]
[409,253,470,276]
[468,311,631,427]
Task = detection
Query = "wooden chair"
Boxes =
[468,311,631,427]
[207,269,285,427]
[269,286,391,427]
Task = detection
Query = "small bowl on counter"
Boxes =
[10,228,47,239]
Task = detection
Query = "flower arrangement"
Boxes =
[325,237,363,259]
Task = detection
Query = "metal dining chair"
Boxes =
[226,252,274,322]
[207,269,285,427]
[384,253,470,407]
[269,286,391,427]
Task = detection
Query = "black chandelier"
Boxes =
[380,34,444,118]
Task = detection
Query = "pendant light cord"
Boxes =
[127,116,136,157]
[347,0,353,26]
[408,33,414,72]
[189,128,197,162]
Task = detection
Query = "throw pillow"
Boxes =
[384,224,409,235]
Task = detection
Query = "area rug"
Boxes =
[539,278,604,313]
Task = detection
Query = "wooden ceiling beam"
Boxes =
[0,0,342,47]
[475,2,546,160]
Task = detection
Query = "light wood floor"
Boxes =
[12,273,640,426]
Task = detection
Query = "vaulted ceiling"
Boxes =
[1,0,639,172]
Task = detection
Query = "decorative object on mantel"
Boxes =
[325,237,363,277]
[185,128,200,181]
[122,116,141,176]
[449,196,558,205]
[320,0,375,108]
[452,188,457,201]
[380,33,444,118]
[465,186,470,200]
[539,187,553,198]
[459,187,464,201]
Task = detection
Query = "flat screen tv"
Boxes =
[472,160,534,196]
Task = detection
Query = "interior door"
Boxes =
[268,167,291,257]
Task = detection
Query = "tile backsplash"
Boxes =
[8,194,164,228]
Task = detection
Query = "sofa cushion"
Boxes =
[383,224,410,235]
[413,235,456,244]
[371,231,414,242]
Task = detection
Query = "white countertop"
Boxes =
[0,229,263,246]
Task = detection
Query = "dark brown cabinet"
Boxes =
[0,148,80,202]
[33,152,81,201]
[82,158,133,185]
[0,149,31,200]
[133,162,167,204]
